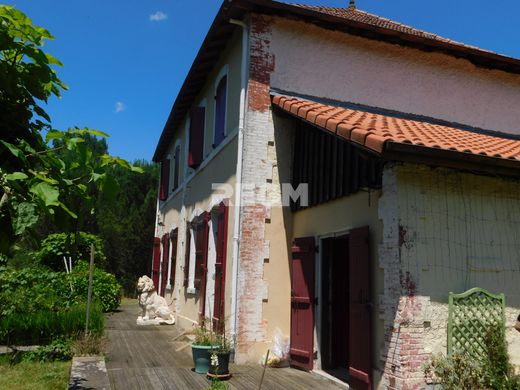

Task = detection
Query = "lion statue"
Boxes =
[136,275,175,325]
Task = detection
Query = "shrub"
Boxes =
[22,338,73,362]
[0,302,104,345]
[424,326,520,390]
[36,232,107,271]
[65,261,122,312]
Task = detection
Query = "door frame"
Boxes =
[315,229,350,372]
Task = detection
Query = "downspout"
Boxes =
[229,18,249,347]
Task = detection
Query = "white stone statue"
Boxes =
[136,275,175,325]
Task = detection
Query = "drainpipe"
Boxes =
[229,17,249,348]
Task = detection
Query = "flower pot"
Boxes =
[191,345,215,374]
[207,351,231,380]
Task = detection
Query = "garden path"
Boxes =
[105,300,345,389]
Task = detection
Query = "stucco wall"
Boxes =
[268,17,520,135]
[156,28,243,331]
[379,163,520,389]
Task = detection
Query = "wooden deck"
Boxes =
[105,300,345,389]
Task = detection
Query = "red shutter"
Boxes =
[189,107,205,168]
[173,145,180,190]
[290,236,315,370]
[212,202,229,331]
[170,229,178,289]
[214,76,227,147]
[348,226,372,390]
[159,158,170,201]
[183,222,191,287]
[195,213,210,321]
[152,237,161,288]
[160,233,170,297]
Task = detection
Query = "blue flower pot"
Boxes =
[191,345,215,374]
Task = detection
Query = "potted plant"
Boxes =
[207,332,232,380]
[191,324,218,374]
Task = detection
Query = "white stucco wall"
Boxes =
[269,17,520,134]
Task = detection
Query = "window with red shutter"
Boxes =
[194,212,210,320]
[160,233,170,297]
[173,145,180,191]
[188,107,205,168]
[152,237,161,288]
[159,158,170,201]
[184,222,191,287]
[214,76,227,147]
[212,202,229,331]
[170,229,178,288]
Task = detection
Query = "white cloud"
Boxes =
[149,11,167,22]
[115,101,126,113]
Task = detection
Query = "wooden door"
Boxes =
[170,229,178,289]
[290,236,316,370]
[152,237,161,288]
[213,202,228,330]
[348,226,372,390]
[160,233,170,296]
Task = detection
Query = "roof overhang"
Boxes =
[153,0,520,162]
[272,94,520,178]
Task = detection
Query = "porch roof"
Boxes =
[272,94,520,177]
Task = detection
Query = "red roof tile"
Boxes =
[290,5,493,54]
[272,95,520,162]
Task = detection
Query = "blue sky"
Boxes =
[8,0,520,162]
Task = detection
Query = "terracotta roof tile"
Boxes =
[290,5,494,55]
[272,95,520,162]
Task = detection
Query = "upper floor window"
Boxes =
[172,144,181,191]
[188,107,205,169]
[213,75,227,147]
[159,157,170,201]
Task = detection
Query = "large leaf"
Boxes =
[5,172,28,181]
[30,182,59,207]
[14,202,39,235]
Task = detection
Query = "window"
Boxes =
[212,202,228,330]
[169,229,178,289]
[213,75,227,147]
[160,233,170,296]
[159,157,170,201]
[183,222,191,287]
[188,107,205,168]
[172,144,181,191]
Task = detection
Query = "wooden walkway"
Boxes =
[105,300,344,389]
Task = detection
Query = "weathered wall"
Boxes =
[156,29,243,331]
[268,17,520,135]
[379,163,520,389]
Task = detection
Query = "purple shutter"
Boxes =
[159,158,170,201]
[173,145,180,190]
[189,107,205,168]
[214,76,227,147]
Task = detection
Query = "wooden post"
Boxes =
[258,349,270,390]
[85,243,95,333]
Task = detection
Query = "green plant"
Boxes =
[37,232,107,271]
[193,324,217,346]
[22,338,73,362]
[203,378,229,390]
[424,326,520,390]
[0,302,104,345]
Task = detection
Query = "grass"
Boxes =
[0,354,71,390]
[0,302,104,345]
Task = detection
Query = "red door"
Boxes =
[160,233,170,296]
[213,202,229,330]
[152,237,161,288]
[195,213,210,322]
[290,236,316,370]
[348,226,372,390]
[170,229,178,289]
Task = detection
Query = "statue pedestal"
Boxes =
[136,316,175,326]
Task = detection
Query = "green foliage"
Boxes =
[67,261,121,312]
[36,232,107,270]
[424,326,520,390]
[22,338,73,362]
[203,379,229,390]
[0,303,104,345]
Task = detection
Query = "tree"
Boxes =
[0,6,141,256]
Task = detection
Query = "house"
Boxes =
[151,1,520,388]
